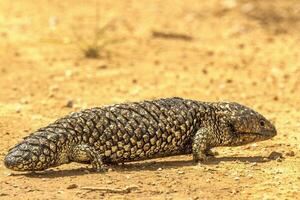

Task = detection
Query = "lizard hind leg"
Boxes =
[69,144,107,172]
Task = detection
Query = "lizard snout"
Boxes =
[4,149,31,171]
[269,125,277,138]
[4,144,51,171]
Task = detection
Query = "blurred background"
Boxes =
[0,0,299,199]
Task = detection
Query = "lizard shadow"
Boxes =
[119,155,270,171]
[14,155,271,178]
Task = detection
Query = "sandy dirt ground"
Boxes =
[0,0,299,199]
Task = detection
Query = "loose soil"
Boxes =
[0,0,299,199]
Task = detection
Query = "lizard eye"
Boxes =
[260,120,265,127]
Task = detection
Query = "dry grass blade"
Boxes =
[80,186,139,194]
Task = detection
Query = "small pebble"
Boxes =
[16,107,21,113]
[251,143,258,147]
[231,189,239,194]
[177,171,185,174]
[4,172,11,176]
[285,151,295,157]
[67,184,78,189]
[65,70,73,77]
[132,79,137,84]
[49,85,59,92]
[65,100,74,108]
[107,168,113,172]
[20,98,29,104]
[268,151,283,160]
[98,65,107,69]
[157,167,162,171]
[263,157,269,162]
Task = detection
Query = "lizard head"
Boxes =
[4,133,63,171]
[4,142,51,171]
[217,102,277,146]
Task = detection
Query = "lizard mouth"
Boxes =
[231,129,277,146]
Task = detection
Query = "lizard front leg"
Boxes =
[69,144,107,172]
[192,128,214,163]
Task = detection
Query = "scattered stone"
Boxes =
[26,189,40,193]
[177,171,184,174]
[65,70,73,77]
[65,100,74,108]
[99,192,105,196]
[206,51,214,56]
[149,182,156,186]
[231,189,239,194]
[234,176,240,181]
[5,172,12,176]
[98,65,107,69]
[16,107,21,113]
[20,98,29,104]
[285,151,295,157]
[251,143,258,147]
[226,79,233,84]
[154,60,160,65]
[202,69,208,74]
[67,184,78,189]
[49,85,59,92]
[157,167,162,171]
[107,168,113,172]
[263,157,269,162]
[268,151,283,160]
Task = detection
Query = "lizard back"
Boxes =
[57,97,202,163]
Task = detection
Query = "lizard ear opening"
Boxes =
[227,122,236,135]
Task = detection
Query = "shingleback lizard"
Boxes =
[4,97,277,172]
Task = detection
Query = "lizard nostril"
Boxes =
[4,153,19,169]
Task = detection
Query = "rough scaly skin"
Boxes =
[4,97,277,171]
